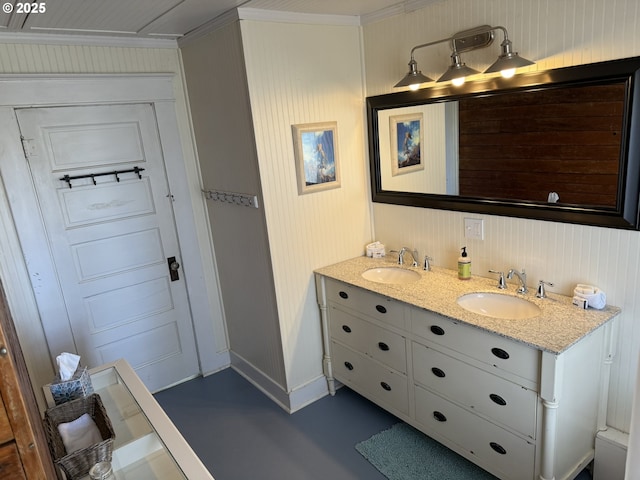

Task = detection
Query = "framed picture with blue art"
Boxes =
[292,121,341,195]
[390,113,424,176]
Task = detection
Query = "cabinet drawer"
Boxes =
[330,307,406,373]
[332,341,409,415]
[0,395,13,445]
[0,442,26,479]
[413,342,538,438]
[411,308,540,384]
[415,385,535,480]
[325,278,406,329]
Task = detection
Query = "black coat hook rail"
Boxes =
[60,167,145,188]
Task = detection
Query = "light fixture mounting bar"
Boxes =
[452,25,495,53]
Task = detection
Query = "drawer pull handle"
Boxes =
[380,382,392,391]
[490,442,507,455]
[491,347,510,360]
[378,342,390,351]
[433,411,447,422]
[339,291,349,299]
[430,325,445,336]
[344,361,354,371]
[431,367,446,378]
[490,393,507,406]
[342,325,352,333]
[375,305,387,314]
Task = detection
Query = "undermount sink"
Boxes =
[361,267,421,284]
[457,292,541,319]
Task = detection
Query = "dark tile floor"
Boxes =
[154,368,592,480]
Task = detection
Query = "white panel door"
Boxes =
[15,104,200,391]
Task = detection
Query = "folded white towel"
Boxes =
[575,284,595,295]
[573,285,606,310]
[57,413,102,454]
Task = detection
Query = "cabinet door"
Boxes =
[331,341,409,415]
[415,385,535,480]
[329,307,407,373]
[325,279,406,329]
[413,342,538,438]
[0,282,57,478]
[0,393,13,445]
[0,442,27,479]
[411,308,540,384]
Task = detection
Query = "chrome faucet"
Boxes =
[536,280,554,298]
[397,247,419,267]
[488,270,507,289]
[507,268,528,294]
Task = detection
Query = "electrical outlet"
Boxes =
[464,218,484,240]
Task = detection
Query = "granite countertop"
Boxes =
[315,256,621,354]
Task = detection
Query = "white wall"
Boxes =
[180,21,289,397]
[362,0,640,432]
[240,20,373,392]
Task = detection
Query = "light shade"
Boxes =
[394,59,433,88]
[436,53,480,83]
[484,38,535,74]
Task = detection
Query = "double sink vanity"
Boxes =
[315,256,620,480]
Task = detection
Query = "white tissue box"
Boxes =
[45,367,94,406]
[366,242,386,258]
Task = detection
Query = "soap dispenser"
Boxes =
[458,247,471,280]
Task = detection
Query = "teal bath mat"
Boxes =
[355,423,498,480]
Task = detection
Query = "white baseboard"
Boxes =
[229,351,329,413]
[288,375,330,413]
[201,350,231,377]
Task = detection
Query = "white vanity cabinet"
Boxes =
[316,272,615,480]
[324,278,409,415]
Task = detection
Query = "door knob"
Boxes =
[0,346,7,357]
[167,256,180,281]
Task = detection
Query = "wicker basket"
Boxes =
[43,393,115,480]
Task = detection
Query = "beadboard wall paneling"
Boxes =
[0,42,227,405]
[363,0,640,96]
[240,20,372,389]
[363,0,640,432]
[181,22,288,389]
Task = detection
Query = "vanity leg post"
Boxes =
[540,351,563,480]
[315,274,335,395]
[540,398,559,480]
[320,301,335,395]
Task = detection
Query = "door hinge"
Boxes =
[20,136,36,160]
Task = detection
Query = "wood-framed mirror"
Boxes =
[367,56,640,229]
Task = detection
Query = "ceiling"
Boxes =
[0,0,433,44]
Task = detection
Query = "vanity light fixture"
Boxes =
[394,24,534,90]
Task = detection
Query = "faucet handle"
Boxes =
[389,249,403,265]
[423,255,433,271]
[489,270,506,289]
[536,280,554,298]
